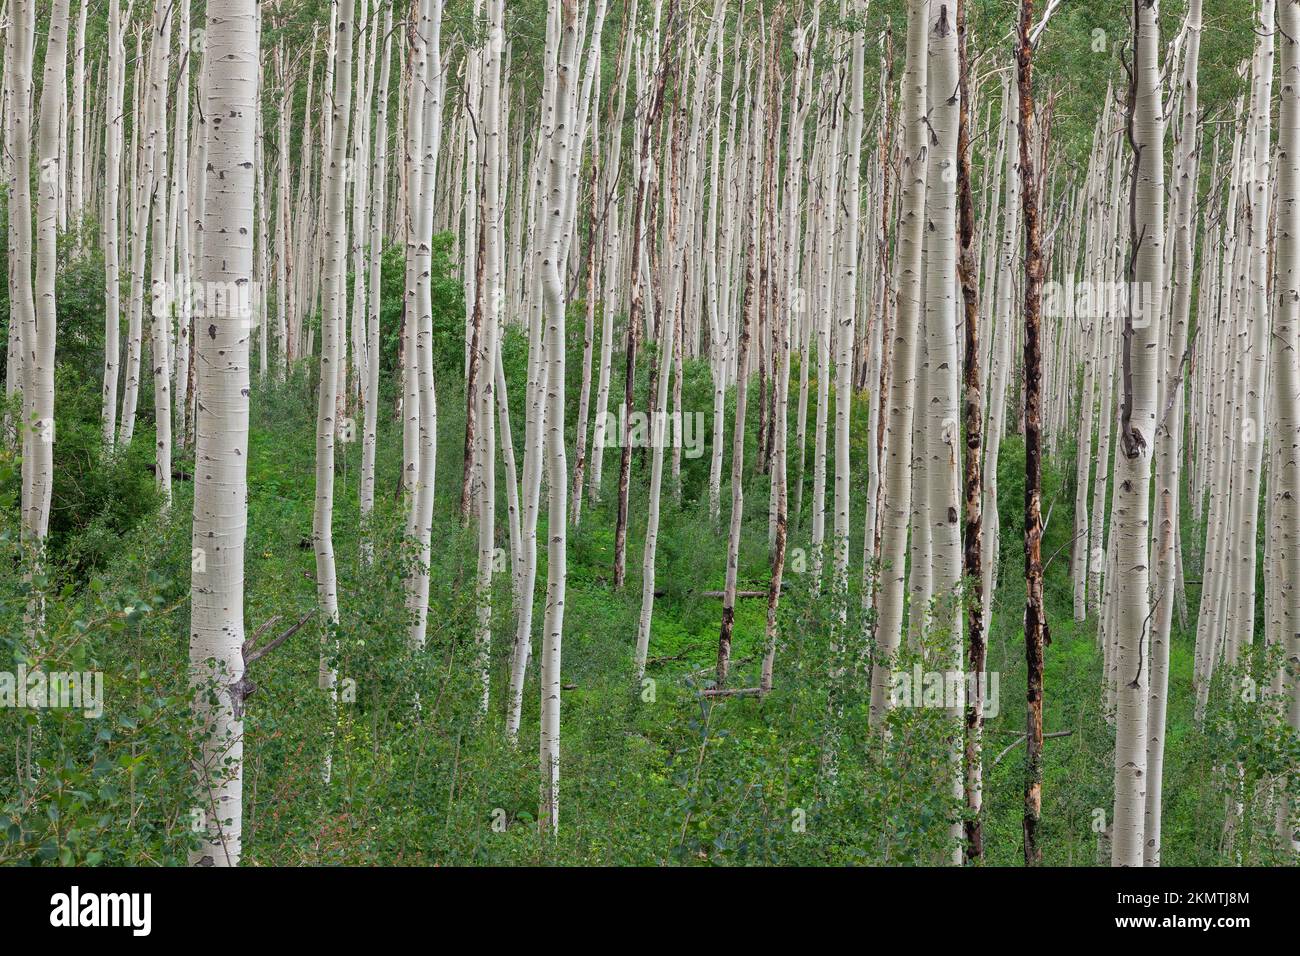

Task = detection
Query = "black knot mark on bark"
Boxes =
[208,324,217,340]
[935,5,951,37]
[1120,424,1147,460]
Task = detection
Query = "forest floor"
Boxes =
[0,329,1267,866]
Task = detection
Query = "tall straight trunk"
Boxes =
[1274,0,1300,851]
[614,2,672,591]
[921,0,962,862]
[869,0,928,728]
[148,5,174,505]
[836,15,866,608]
[955,0,985,863]
[1145,0,1202,866]
[275,49,292,377]
[1112,0,1166,867]
[360,5,393,564]
[539,0,579,834]
[101,0,124,450]
[25,0,72,629]
[400,29,423,504]
[314,0,355,784]
[633,120,681,682]
[10,0,36,621]
[406,0,445,655]
[475,0,504,715]
[766,20,811,693]
[1017,0,1047,866]
[716,18,765,689]
[69,0,87,222]
[173,0,194,451]
[119,32,150,447]
[810,108,838,586]
[189,0,257,867]
[570,143,601,527]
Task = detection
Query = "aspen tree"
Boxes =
[614,0,671,591]
[1272,0,1300,849]
[147,3,174,505]
[189,0,258,867]
[174,0,194,450]
[1017,0,1047,866]
[717,11,765,688]
[25,0,72,626]
[69,0,87,222]
[954,0,985,861]
[765,17,812,694]
[119,28,150,448]
[869,0,927,727]
[588,4,635,503]
[314,0,354,782]
[401,18,426,507]
[633,101,682,683]
[475,0,504,714]
[810,88,839,588]
[1071,136,1102,623]
[459,0,485,528]
[923,0,962,863]
[360,5,393,563]
[539,0,579,834]
[1112,0,1166,868]
[1145,0,1202,866]
[101,0,125,450]
[506,44,558,736]
[275,48,292,377]
[4,1,22,451]
[10,0,37,619]
[349,0,374,412]
[405,0,444,656]
[835,3,866,619]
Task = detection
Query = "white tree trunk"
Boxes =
[1112,0,1166,867]
[870,0,928,728]
[189,0,258,867]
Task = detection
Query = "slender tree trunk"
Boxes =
[1145,0,1202,866]
[1273,0,1300,852]
[1017,0,1047,867]
[869,0,928,728]
[1112,0,1166,867]
[313,0,355,785]
[956,0,985,864]
[189,0,257,867]
[539,0,579,834]
[101,0,124,450]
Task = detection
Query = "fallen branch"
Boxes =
[230,611,314,717]
[243,611,312,667]
[991,729,1073,767]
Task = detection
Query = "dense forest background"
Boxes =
[1,0,1295,867]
